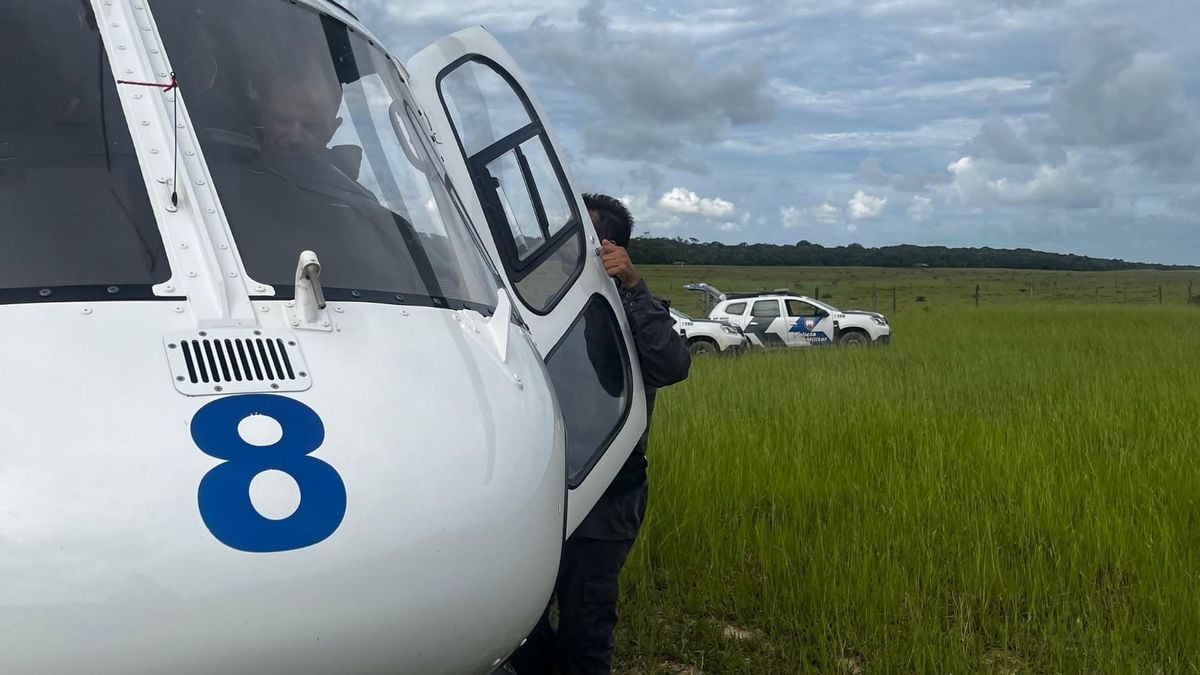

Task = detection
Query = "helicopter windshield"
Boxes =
[0,2,171,298]
[151,0,496,309]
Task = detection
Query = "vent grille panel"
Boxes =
[165,331,311,396]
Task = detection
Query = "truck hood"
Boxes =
[843,310,887,321]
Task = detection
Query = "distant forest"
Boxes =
[628,237,1192,271]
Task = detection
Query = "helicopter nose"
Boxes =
[0,304,566,674]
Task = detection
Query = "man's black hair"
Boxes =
[583,193,634,247]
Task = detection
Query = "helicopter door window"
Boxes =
[545,295,632,487]
[441,61,532,157]
[0,1,171,300]
[486,150,548,258]
[437,57,585,315]
[518,139,575,238]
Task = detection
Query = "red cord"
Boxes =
[116,75,178,91]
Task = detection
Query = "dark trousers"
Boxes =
[509,536,636,675]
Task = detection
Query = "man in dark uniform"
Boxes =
[512,194,691,675]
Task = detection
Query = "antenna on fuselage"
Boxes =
[169,72,179,207]
[116,73,180,206]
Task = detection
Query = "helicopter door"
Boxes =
[408,27,648,535]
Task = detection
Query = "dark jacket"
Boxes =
[573,280,691,541]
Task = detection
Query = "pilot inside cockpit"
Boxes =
[204,68,422,295]
[260,75,342,155]
[251,71,372,192]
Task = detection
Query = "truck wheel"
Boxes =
[689,340,719,356]
[838,331,869,347]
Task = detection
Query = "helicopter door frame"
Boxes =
[407,27,648,535]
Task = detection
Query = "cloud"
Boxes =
[1052,26,1200,171]
[583,125,683,161]
[718,213,751,232]
[781,203,851,230]
[577,0,609,33]
[357,0,1200,263]
[528,0,776,164]
[659,187,736,219]
[857,157,950,193]
[945,155,1105,209]
[357,0,578,33]
[908,195,933,221]
[965,115,1040,165]
[896,77,1036,101]
[848,190,888,219]
[620,194,681,231]
[628,165,666,197]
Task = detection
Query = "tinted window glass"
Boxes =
[153,0,496,308]
[0,2,169,293]
[787,300,821,317]
[515,233,582,312]
[752,300,781,318]
[725,302,747,315]
[441,61,531,157]
[520,139,574,238]
[546,296,631,487]
[486,149,547,259]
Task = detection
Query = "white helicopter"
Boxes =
[0,1,649,673]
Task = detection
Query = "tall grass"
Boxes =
[614,305,1200,673]
[639,264,1200,318]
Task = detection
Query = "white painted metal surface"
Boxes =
[408,27,648,534]
[0,0,647,672]
[0,301,563,674]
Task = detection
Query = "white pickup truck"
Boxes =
[685,284,893,348]
[669,306,748,356]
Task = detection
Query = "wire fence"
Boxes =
[808,280,1200,313]
[692,281,1200,315]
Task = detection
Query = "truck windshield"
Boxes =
[152,0,496,309]
[0,2,170,300]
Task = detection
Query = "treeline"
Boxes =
[628,237,1191,271]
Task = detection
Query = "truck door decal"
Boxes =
[788,318,833,345]
[744,316,786,347]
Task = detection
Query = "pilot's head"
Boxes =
[583,193,634,247]
[260,75,344,154]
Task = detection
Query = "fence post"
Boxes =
[872,286,878,312]
[974,284,980,307]
[1159,285,1163,304]
[815,286,820,301]
[892,286,897,313]
[1190,280,1194,305]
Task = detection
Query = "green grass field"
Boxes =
[610,266,1200,674]
[646,265,1200,318]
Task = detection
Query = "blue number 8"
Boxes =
[191,395,346,553]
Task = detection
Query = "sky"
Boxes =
[351,0,1199,265]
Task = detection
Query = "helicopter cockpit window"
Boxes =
[150,0,496,311]
[0,2,170,299]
